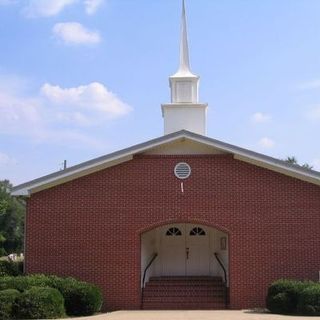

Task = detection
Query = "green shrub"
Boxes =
[266,292,291,314]
[52,277,103,316]
[0,289,20,320]
[0,274,53,291]
[13,286,65,319]
[0,275,27,291]
[0,260,23,276]
[266,279,310,314]
[0,274,103,316]
[297,285,320,316]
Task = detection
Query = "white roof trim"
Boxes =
[12,130,320,196]
[12,155,133,196]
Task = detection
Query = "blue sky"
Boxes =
[1,0,320,185]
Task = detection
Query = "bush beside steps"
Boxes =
[267,279,320,316]
[0,274,103,319]
[297,285,320,316]
[13,287,66,319]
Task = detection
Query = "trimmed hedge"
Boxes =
[0,260,23,276]
[267,292,291,314]
[297,285,320,316]
[0,289,20,320]
[266,279,320,316]
[53,277,103,316]
[0,274,103,316]
[266,279,310,314]
[0,274,53,292]
[13,286,66,319]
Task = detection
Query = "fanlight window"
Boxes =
[166,227,182,236]
[190,227,206,236]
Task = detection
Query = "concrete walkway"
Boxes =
[75,310,317,320]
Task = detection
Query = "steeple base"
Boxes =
[162,103,208,135]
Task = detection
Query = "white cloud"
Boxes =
[41,82,132,124]
[84,0,104,15]
[258,137,275,149]
[0,74,30,95]
[23,0,78,18]
[251,112,271,124]
[22,0,104,17]
[0,76,132,149]
[298,79,320,90]
[0,90,42,136]
[53,22,101,45]
[32,129,105,149]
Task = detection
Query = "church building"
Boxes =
[12,1,320,311]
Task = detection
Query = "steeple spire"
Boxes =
[161,0,208,136]
[174,0,196,77]
[179,0,190,74]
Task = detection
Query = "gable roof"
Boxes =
[12,130,320,196]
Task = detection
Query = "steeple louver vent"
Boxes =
[174,162,191,179]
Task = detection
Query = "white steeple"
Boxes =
[162,0,208,135]
[175,0,193,77]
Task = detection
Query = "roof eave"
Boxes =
[11,131,190,196]
[11,130,320,196]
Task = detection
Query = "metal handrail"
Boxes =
[141,253,158,309]
[142,252,158,288]
[214,252,228,308]
[214,252,227,284]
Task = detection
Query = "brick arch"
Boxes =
[139,218,231,309]
[138,218,231,236]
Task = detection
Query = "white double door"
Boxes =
[160,224,210,276]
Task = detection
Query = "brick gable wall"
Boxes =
[25,154,320,310]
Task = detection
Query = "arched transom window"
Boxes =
[166,227,182,236]
[190,227,206,236]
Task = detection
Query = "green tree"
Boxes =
[284,156,313,170]
[0,180,25,255]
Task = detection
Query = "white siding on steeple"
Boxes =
[162,0,207,136]
[162,104,207,136]
[170,78,199,103]
[176,81,192,102]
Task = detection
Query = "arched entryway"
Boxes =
[140,223,229,309]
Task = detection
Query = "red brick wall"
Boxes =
[25,154,320,310]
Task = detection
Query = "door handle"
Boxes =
[186,247,189,260]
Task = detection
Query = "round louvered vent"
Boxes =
[174,162,191,179]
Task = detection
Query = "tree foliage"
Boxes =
[0,180,25,255]
[284,156,313,170]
